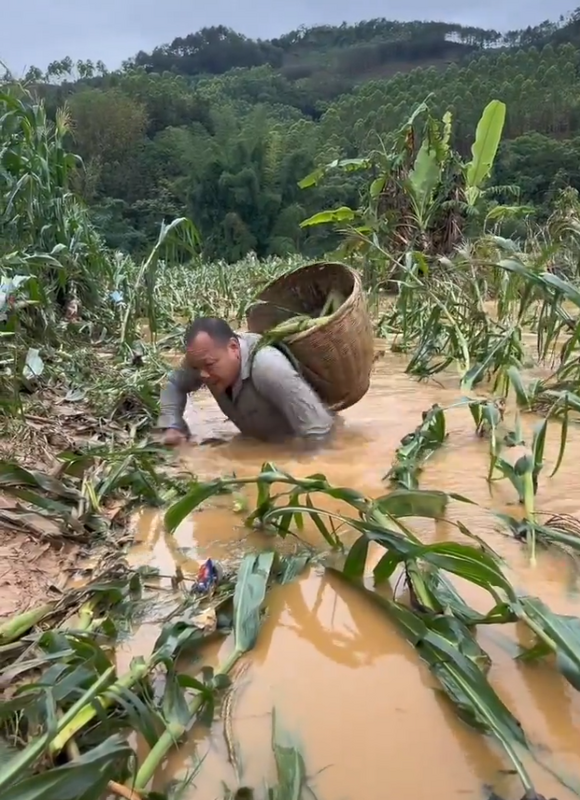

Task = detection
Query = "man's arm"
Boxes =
[251,347,334,440]
[158,359,203,434]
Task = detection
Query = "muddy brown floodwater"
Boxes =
[126,349,580,800]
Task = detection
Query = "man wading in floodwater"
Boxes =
[158,317,334,446]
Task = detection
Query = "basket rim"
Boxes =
[288,265,363,344]
[254,262,363,345]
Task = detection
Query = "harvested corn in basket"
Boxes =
[246,262,374,411]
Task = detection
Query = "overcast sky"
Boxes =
[1,0,575,75]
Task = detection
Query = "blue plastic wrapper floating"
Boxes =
[192,558,224,593]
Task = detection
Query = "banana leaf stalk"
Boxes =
[132,552,275,791]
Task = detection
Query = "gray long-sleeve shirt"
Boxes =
[158,332,334,442]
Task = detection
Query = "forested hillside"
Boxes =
[8,9,580,262]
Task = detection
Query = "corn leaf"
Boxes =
[164,478,223,533]
[421,570,515,627]
[233,552,275,654]
[277,554,311,584]
[329,571,535,794]
[269,708,308,800]
[414,542,515,597]
[0,666,115,791]
[0,735,135,800]
[374,489,449,518]
[515,596,580,691]
[0,461,80,500]
[343,535,370,580]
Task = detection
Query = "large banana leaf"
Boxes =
[465,99,506,202]
[299,206,356,228]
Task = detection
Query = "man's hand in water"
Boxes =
[162,428,188,446]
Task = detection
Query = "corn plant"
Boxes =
[384,402,447,489]
[164,462,580,799]
[0,551,311,799]
[0,442,191,541]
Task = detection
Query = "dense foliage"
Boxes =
[3,9,580,262]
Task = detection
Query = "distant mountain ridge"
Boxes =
[126,11,580,84]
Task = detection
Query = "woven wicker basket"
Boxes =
[246,262,374,411]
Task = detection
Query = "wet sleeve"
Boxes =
[157,359,203,432]
[251,347,334,438]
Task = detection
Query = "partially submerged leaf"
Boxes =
[277,554,311,585]
[233,552,275,654]
[342,535,369,580]
[374,489,449,519]
[269,708,309,800]
[164,478,223,533]
[421,570,515,627]
[515,596,580,691]
[329,571,534,792]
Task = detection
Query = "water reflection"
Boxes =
[252,572,380,669]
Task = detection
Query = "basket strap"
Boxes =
[248,339,304,380]
[249,339,336,411]
[270,341,303,375]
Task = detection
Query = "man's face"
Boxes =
[185,332,241,393]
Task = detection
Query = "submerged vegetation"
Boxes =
[5,16,580,799]
[0,553,314,800]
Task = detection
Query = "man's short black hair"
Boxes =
[184,317,238,348]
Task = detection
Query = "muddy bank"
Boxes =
[0,526,78,617]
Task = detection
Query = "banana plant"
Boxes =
[296,98,508,260]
